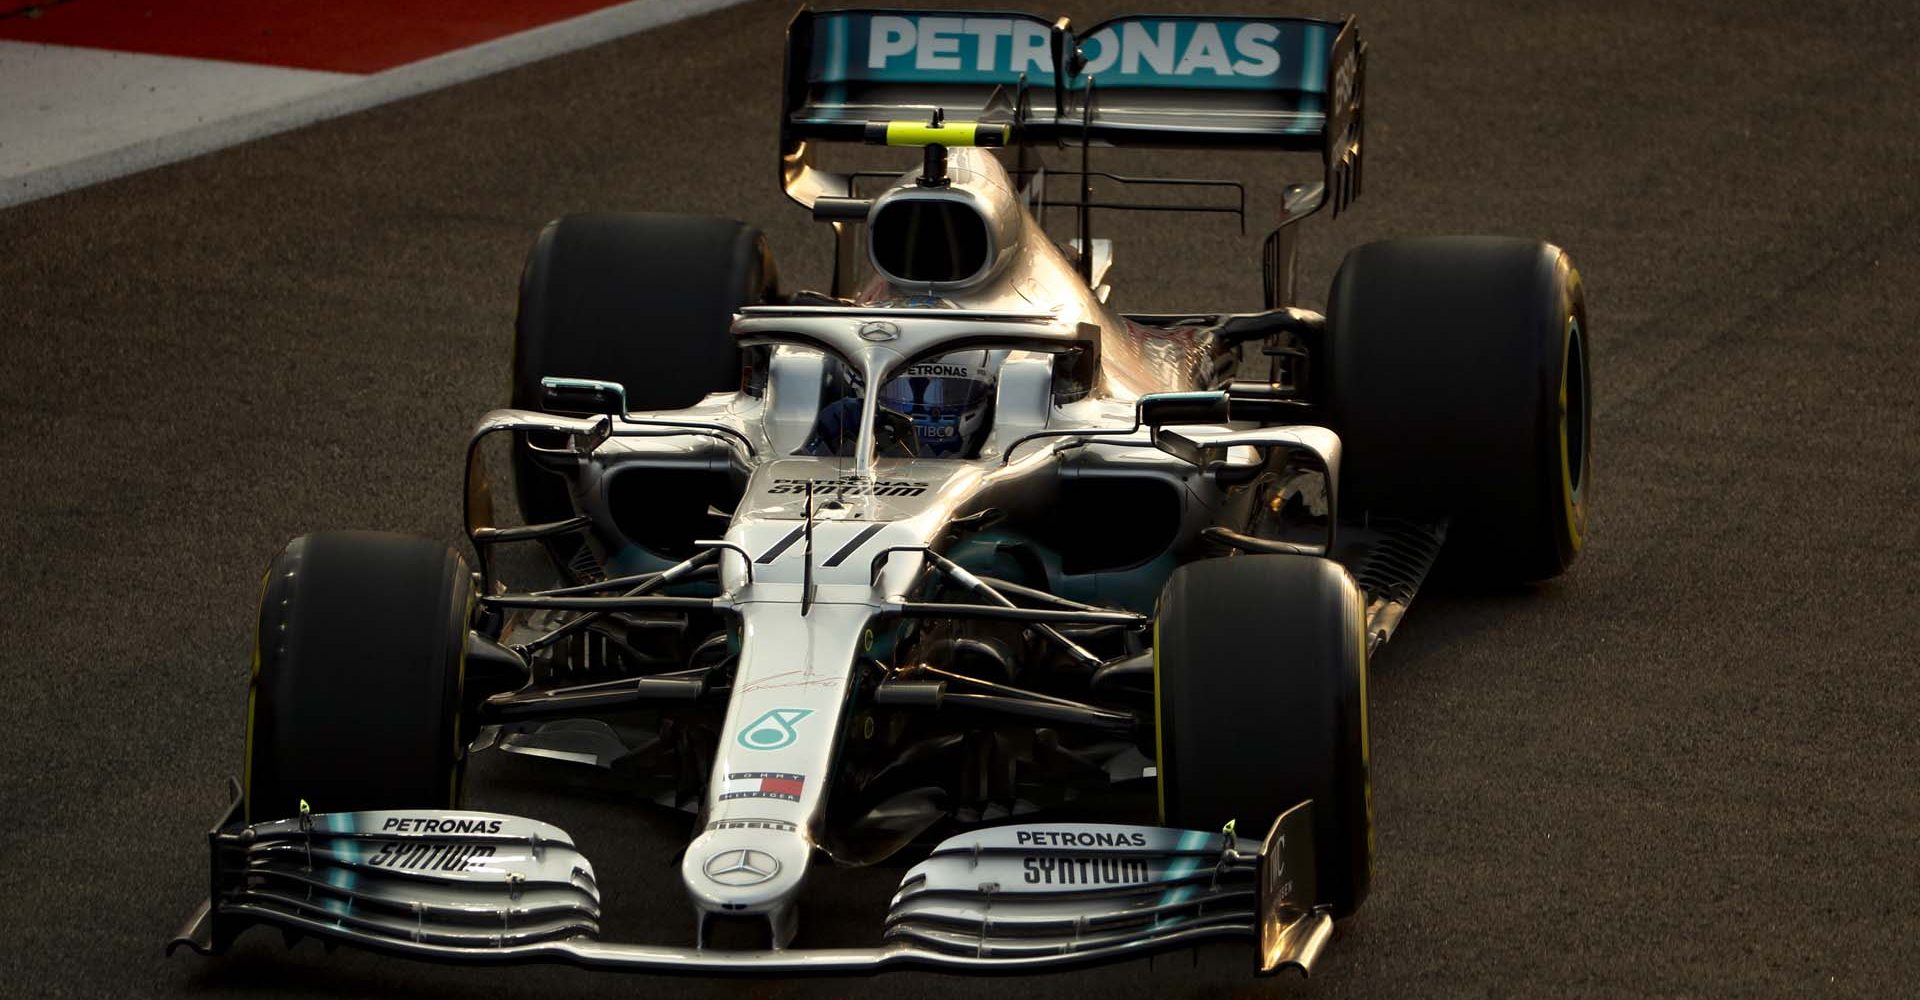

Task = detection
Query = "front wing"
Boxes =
[169,782,1333,977]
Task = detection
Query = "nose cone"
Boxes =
[680,825,815,914]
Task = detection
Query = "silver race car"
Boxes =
[173,6,1590,980]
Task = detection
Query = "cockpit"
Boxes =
[799,349,1002,460]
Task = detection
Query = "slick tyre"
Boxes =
[510,213,778,569]
[1154,554,1372,917]
[1325,237,1592,582]
[244,532,474,823]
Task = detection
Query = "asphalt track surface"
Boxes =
[3,1,1916,997]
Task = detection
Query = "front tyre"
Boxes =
[244,532,474,823]
[1153,555,1373,917]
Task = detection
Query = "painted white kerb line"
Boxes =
[0,0,751,209]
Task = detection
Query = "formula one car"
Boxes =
[172,6,1590,980]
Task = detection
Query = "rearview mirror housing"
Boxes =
[540,376,628,416]
[1137,390,1230,428]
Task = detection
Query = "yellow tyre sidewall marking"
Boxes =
[242,564,272,822]
[1559,313,1585,553]
[450,584,476,808]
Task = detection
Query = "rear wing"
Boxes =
[780,7,1364,214]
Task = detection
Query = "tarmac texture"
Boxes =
[1,1,1915,997]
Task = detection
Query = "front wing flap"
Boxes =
[169,781,600,956]
[171,784,1331,977]
[885,804,1326,975]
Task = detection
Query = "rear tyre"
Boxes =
[244,532,474,823]
[1154,554,1372,917]
[1326,236,1591,582]
[510,213,778,563]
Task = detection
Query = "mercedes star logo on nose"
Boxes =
[704,848,781,886]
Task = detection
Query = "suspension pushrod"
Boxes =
[971,575,1112,614]
[491,548,723,654]
[483,673,708,717]
[920,550,1103,668]
[884,602,1143,627]
[532,564,718,597]
[487,594,723,613]
[939,691,1136,731]
[911,663,1100,710]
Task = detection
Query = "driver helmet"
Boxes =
[877,350,996,458]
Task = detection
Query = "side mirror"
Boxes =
[540,376,627,416]
[1137,390,1230,428]
[811,196,872,221]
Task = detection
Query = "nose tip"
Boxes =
[680,826,814,915]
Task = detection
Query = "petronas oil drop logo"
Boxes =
[737,708,814,751]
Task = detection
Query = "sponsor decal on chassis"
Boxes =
[368,842,498,872]
[719,772,807,803]
[737,707,813,750]
[708,818,799,833]
[380,816,504,835]
[842,13,1319,88]
[766,477,928,497]
[900,362,988,379]
[1267,833,1294,904]
[1015,829,1149,847]
[1022,855,1154,886]
[704,849,782,887]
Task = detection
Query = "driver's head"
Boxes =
[877,350,996,458]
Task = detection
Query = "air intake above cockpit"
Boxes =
[868,196,991,285]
